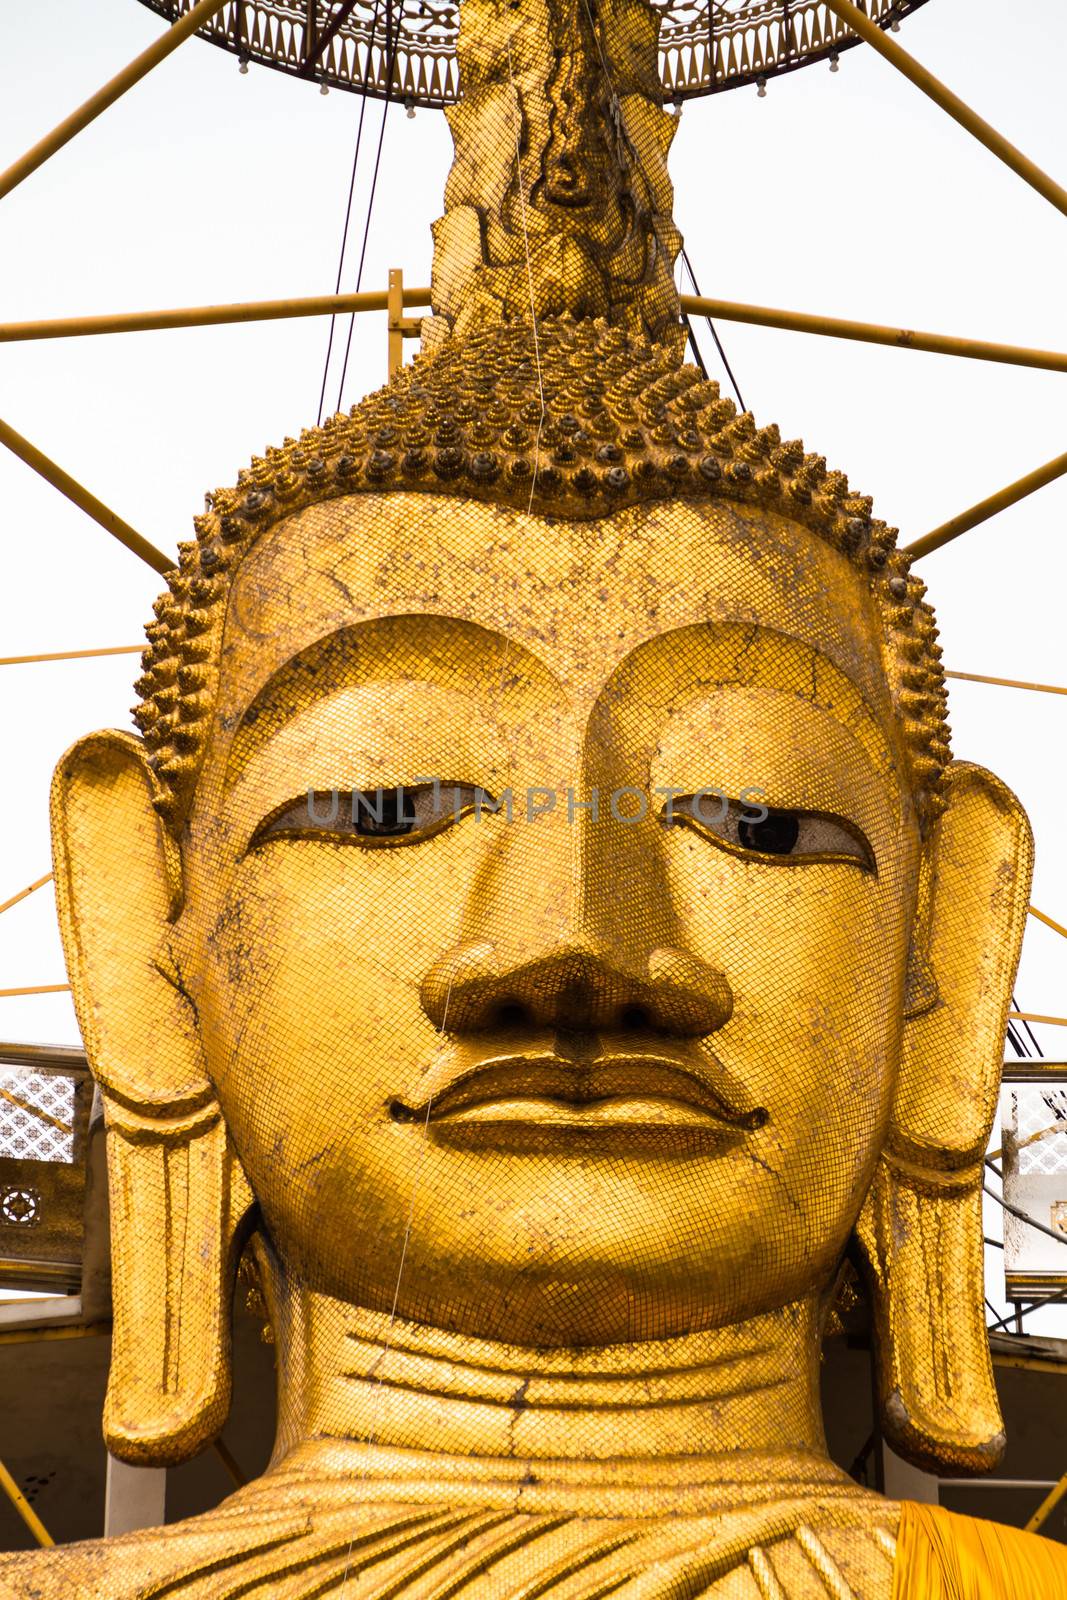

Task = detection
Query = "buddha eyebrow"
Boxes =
[220,658,368,790]
[220,627,523,791]
[693,685,901,814]
[609,623,901,785]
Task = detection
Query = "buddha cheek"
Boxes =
[186,848,467,1293]
[668,850,908,1270]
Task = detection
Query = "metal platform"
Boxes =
[133,0,933,108]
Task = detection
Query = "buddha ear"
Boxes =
[895,762,1033,1170]
[51,730,253,1466]
[856,761,1032,1474]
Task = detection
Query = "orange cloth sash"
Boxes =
[894,1500,1067,1598]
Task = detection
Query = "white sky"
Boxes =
[0,0,1065,1327]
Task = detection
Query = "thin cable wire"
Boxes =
[505,35,546,514]
[333,102,392,409]
[336,638,520,1595]
[334,56,531,1556]
[316,0,384,426]
[681,244,747,412]
[335,964,458,1596]
[335,0,401,412]
[1013,991,1044,1058]
[684,314,711,380]
[333,644,519,1590]
[573,0,739,417]
[983,1181,1067,1253]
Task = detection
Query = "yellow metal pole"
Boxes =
[0,1457,54,1548]
[0,985,70,999]
[1009,1012,1067,1029]
[388,269,405,380]
[0,288,433,344]
[0,1086,71,1135]
[678,295,1067,376]
[906,449,1067,561]
[946,670,1067,698]
[0,1323,109,1348]
[988,1120,1064,1168]
[1026,1470,1067,1535]
[386,269,425,379]
[0,0,229,203]
[1030,906,1067,942]
[0,417,172,575]
[821,0,1067,220]
[0,645,141,667]
[0,874,52,919]
[212,1438,247,1489]
[993,1350,1067,1377]
[1,292,1060,379]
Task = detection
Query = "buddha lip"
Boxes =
[394,1054,767,1131]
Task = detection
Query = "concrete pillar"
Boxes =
[79,1087,111,1324]
[104,1455,166,1536]
[881,1442,939,1504]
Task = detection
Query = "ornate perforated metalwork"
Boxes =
[0,1068,76,1164]
[134,0,932,109]
[1012,1087,1067,1179]
[0,1186,42,1227]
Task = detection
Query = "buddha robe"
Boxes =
[1,1479,1065,1598]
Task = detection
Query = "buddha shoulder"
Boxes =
[1,1500,1065,1598]
[0,1497,311,1599]
[0,1515,896,1600]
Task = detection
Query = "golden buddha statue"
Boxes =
[3,0,1065,1594]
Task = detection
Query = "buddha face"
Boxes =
[173,491,919,1347]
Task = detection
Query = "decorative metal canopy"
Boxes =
[134,0,932,109]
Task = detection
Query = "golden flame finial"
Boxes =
[422,0,684,356]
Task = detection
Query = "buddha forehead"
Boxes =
[216,490,896,730]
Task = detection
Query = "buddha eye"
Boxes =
[248,783,488,852]
[663,793,874,872]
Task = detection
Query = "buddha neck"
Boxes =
[255,1246,842,1500]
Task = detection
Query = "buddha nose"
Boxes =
[420,941,732,1037]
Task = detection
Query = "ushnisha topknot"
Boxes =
[132,318,950,834]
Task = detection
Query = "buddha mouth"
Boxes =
[389,1042,767,1152]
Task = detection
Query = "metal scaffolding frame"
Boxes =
[1,0,1066,1544]
[0,0,1064,1077]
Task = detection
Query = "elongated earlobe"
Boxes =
[855,762,1032,1474]
[856,1156,1002,1472]
[51,729,253,1464]
[104,1097,253,1464]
